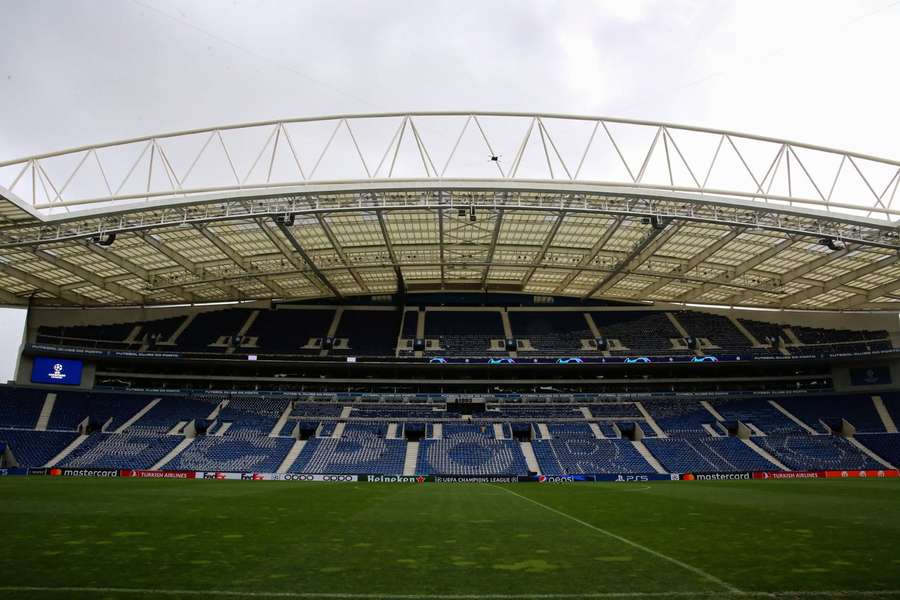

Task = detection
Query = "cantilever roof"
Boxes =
[0,112,898,309]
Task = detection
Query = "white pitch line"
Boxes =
[1,586,900,598]
[493,486,741,594]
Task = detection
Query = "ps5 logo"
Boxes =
[48,363,66,380]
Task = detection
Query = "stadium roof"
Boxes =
[0,112,898,310]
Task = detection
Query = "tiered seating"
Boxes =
[342,423,389,439]
[441,423,494,439]
[643,437,775,472]
[37,321,136,348]
[856,434,900,466]
[216,398,289,437]
[59,431,183,469]
[508,311,594,355]
[128,397,219,433]
[417,439,528,475]
[778,396,885,434]
[291,438,406,474]
[713,398,804,435]
[0,388,46,428]
[674,312,761,353]
[247,309,334,354]
[47,391,149,431]
[533,439,652,475]
[792,325,890,353]
[332,309,402,356]
[165,436,294,472]
[643,400,716,437]
[482,405,584,419]
[290,403,344,418]
[738,319,785,347]
[754,435,882,471]
[0,429,78,467]
[350,405,441,419]
[586,403,642,418]
[424,311,504,356]
[547,423,596,439]
[178,309,252,352]
[590,311,682,355]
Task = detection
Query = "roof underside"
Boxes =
[1,112,898,310]
[0,186,898,311]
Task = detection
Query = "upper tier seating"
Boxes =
[0,429,79,467]
[178,309,253,352]
[332,309,402,356]
[590,311,682,355]
[59,430,183,469]
[508,311,594,355]
[753,435,882,471]
[216,398,289,437]
[424,311,504,356]
[245,309,335,354]
[674,312,760,353]
[417,439,528,475]
[547,423,596,439]
[165,436,294,472]
[533,438,652,475]
[643,437,775,472]
[291,438,406,474]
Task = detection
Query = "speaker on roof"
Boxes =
[505,338,517,351]
[595,337,608,351]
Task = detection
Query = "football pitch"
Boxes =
[2,478,899,599]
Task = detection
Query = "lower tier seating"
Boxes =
[643,437,776,473]
[59,430,184,469]
[532,439,652,475]
[164,436,294,472]
[291,438,406,474]
[417,439,528,475]
[0,429,79,467]
[754,435,882,471]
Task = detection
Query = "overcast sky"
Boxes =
[1,0,899,164]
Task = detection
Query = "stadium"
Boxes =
[0,109,899,598]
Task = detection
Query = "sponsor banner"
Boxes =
[432,475,518,483]
[682,472,752,481]
[362,474,430,483]
[270,474,359,482]
[823,469,900,479]
[600,473,677,482]
[49,467,119,478]
[753,471,821,480]
[0,468,28,476]
[28,468,48,476]
[197,471,243,480]
[120,470,196,479]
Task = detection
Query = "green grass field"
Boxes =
[2,478,900,599]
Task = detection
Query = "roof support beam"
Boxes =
[553,216,623,294]
[676,237,795,303]
[194,224,287,298]
[315,214,369,293]
[583,220,679,298]
[375,210,404,293]
[256,219,324,295]
[437,200,446,287]
[31,248,145,303]
[480,208,505,289]
[638,227,742,297]
[830,277,900,309]
[0,261,96,305]
[775,254,899,307]
[273,220,343,300]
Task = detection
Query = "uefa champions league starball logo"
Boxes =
[48,363,66,380]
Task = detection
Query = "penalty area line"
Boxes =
[493,485,741,594]
[1,586,900,598]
